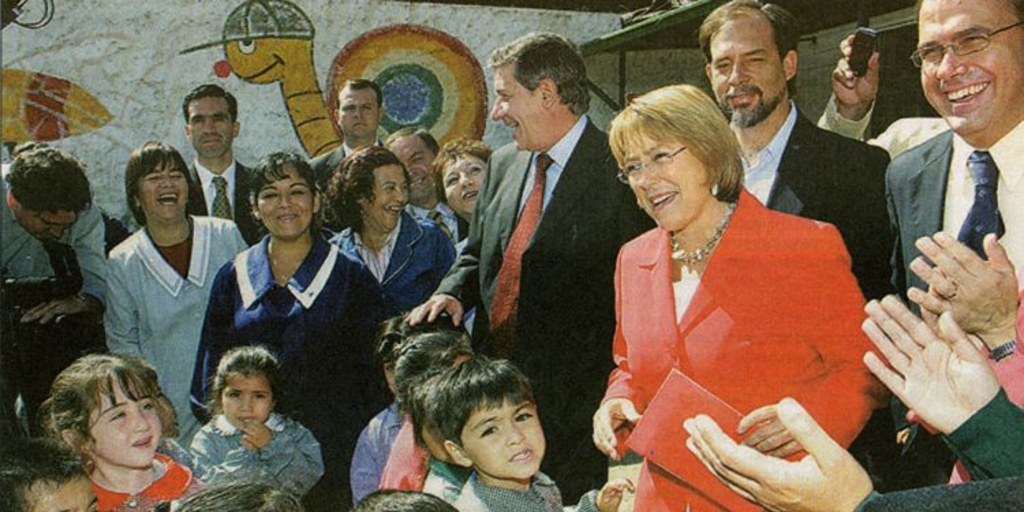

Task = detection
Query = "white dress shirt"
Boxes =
[194,160,238,214]
[517,114,590,216]
[742,102,798,204]
[943,120,1024,269]
[352,215,402,282]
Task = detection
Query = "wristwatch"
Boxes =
[990,340,1017,362]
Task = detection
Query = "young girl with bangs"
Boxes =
[41,353,202,512]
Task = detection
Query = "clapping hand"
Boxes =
[862,296,1001,434]
[908,233,1018,350]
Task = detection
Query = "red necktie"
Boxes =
[489,153,553,357]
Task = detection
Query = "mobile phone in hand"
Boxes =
[849,27,878,77]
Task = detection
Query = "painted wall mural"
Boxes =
[2,0,111,145]
[180,0,343,158]
[325,23,487,146]
[179,1,485,157]
[2,0,622,215]
[2,69,112,144]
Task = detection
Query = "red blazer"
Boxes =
[604,191,886,511]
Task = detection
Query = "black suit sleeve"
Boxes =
[859,478,1024,512]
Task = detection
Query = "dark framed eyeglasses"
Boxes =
[910,20,1024,68]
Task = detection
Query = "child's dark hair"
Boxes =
[375,315,408,370]
[393,329,472,410]
[376,314,467,369]
[429,356,535,446]
[352,490,457,512]
[208,346,281,416]
[0,438,88,512]
[170,481,303,512]
[392,329,472,447]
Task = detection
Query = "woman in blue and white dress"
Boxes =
[190,151,386,508]
[105,140,246,444]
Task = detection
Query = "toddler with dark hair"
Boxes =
[190,346,323,497]
[376,324,474,498]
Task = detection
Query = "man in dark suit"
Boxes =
[409,32,651,501]
[885,0,1024,488]
[310,79,384,195]
[182,84,261,245]
[699,0,892,301]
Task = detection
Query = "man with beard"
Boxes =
[699,0,892,303]
[183,84,261,244]
[699,0,900,493]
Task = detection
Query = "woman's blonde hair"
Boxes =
[608,84,743,203]
[40,354,178,462]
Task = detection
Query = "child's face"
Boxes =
[448,400,545,492]
[86,383,162,474]
[26,477,97,512]
[221,375,274,430]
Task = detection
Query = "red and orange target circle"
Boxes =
[326,24,487,145]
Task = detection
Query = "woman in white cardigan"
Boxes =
[105,141,246,444]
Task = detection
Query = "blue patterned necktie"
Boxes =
[958,150,1005,257]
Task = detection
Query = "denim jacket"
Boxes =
[332,211,455,315]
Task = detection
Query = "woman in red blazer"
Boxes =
[591,84,886,511]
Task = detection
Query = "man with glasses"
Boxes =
[887,0,1024,488]
[182,84,261,245]
[1,146,106,437]
[698,0,893,302]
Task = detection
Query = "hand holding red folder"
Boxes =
[626,369,761,511]
[684,398,875,512]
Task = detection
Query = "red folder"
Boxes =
[627,369,760,512]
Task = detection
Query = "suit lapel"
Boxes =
[531,121,602,248]
[233,162,250,217]
[767,113,812,215]
[494,152,533,253]
[633,232,691,376]
[187,165,210,216]
[908,133,953,238]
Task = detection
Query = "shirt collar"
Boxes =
[92,454,193,510]
[194,159,236,190]
[236,233,338,310]
[744,101,798,170]
[951,119,1024,191]
[543,114,589,169]
[135,217,211,296]
[408,201,454,219]
[342,139,382,155]
[428,457,472,485]
[353,214,403,254]
[212,412,285,435]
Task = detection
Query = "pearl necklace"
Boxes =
[670,202,737,267]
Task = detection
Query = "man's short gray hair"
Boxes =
[488,32,590,115]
